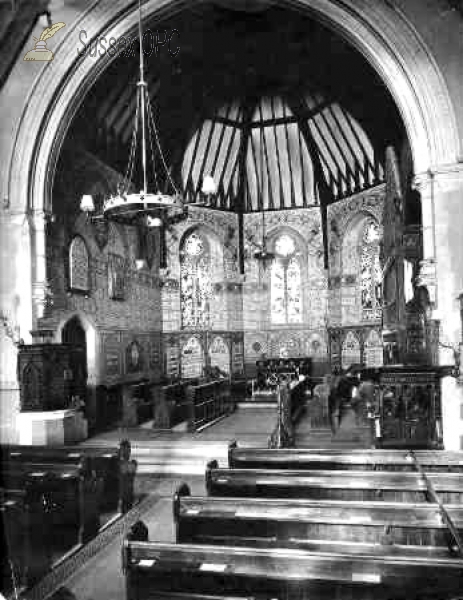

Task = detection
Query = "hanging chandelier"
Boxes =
[253,125,274,268]
[80,0,185,226]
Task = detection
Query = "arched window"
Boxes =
[181,231,212,329]
[69,235,90,292]
[360,220,382,319]
[270,234,302,325]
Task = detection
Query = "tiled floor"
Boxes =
[47,475,205,600]
[83,405,278,446]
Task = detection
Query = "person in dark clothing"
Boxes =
[329,366,359,434]
[328,367,342,434]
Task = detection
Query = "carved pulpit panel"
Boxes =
[381,146,406,363]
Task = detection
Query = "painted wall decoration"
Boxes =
[126,340,144,373]
[164,337,180,380]
[360,220,382,321]
[327,187,385,329]
[181,335,204,379]
[270,233,302,325]
[364,329,383,367]
[341,330,361,368]
[180,230,212,328]
[231,339,245,375]
[102,332,122,379]
[209,335,231,375]
[108,253,126,300]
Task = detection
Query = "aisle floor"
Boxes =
[40,404,370,600]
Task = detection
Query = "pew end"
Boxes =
[205,460,218,495]
[119,459,137,514]
[173,483,191,525]
[227,440,237,468]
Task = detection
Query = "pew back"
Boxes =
[206,462,463,503]
[174,486,463,549]
[123,538,463,600]
[228,445,463,472]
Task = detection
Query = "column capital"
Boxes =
[413,163,463,193]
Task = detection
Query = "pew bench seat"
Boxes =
[123,539,463,600]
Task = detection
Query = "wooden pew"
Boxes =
[123,524,463,600]
[174,483,463,550]
[228,443,463,473]
[152,382,190,429]
[185,380,234,432]
[1,458,101,545]
[1,439,136,512]
[206,460,463,503]
[1,482,59,588]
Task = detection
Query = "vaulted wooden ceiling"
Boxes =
[63,1,406,213]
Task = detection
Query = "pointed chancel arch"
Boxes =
[5,0,459,341]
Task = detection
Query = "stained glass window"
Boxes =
[69,235,90,292]
[360,220,382,320]
[271,234,302,324]
[181,231,212,328]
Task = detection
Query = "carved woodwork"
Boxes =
[17,343,87,412]
[376,366,446,449]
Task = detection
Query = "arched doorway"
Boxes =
[61,316,88,410]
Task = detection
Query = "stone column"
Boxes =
[414,164,463,450]
[29,209,50,323]
[0,210,33,442]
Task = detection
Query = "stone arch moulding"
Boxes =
[6,0,461,328]
[55,311,98,387]
[8,0,460,216]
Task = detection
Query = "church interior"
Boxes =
[1,1,463,599]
